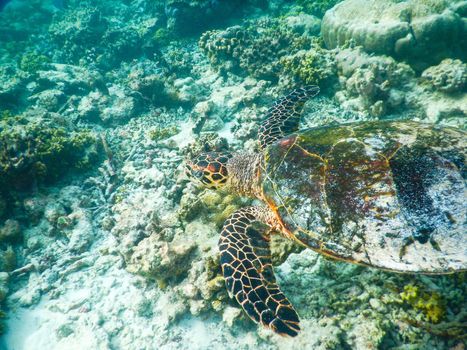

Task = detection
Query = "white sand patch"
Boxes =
[170,120,197,149]
[217,120,236,143]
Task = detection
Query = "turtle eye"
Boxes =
[186,168,204,180]
[185,163,204,181]
[193,170,204,179]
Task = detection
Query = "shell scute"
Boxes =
[261,121,466,273]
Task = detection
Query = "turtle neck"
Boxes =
[226,152,263,199]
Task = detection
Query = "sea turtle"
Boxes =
[185,86,466,337]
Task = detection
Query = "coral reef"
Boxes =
[148,126,180,141]
[0,62,106,114]
[0,220,21,243]
[0,0,465,349]
[279,45,337,88]
[127,233,196,288]
[297,0,343,18]
[165,0,247,35]
[283,13,322,37]
[334,47,416,117]
[322,0,467,71]
[0,272,8,334]
[0,118,98,192]
[48,4,155,68]
[48,6,109,64]
[19,52,50,74]
[421,58,467,93]
[0,0,54,67]
[0,64,30,110]
[199,18,315,81]
[332,47,467,123]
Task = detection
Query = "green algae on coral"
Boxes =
[19,52,50,74]
[152,28,174,47]
[400,284,446,323]
[0,111,15,121]
[280,45,337,87]
[0,121,98,191]
[148,125,180,141]
[199,18,316,81]
[0,309,5,335]
[0,246,16,272]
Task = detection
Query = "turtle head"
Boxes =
[185,152,232,189]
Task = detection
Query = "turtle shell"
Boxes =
[260,120,466,273]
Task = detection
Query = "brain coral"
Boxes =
[321,0,467,70]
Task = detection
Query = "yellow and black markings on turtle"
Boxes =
[185,85,466,337]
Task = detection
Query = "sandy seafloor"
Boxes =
[0,0,466,349]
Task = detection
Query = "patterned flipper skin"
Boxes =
[258,85,320,150]
[218,207,301,336]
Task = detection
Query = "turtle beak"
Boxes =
[181,161,203,185]
[177,162,193,184]
[181,166,192,180]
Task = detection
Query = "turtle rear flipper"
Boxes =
[219,206,300,337]
[258,86,320,149]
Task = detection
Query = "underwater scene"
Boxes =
[0,0,466,349]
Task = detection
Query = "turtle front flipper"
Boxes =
[219,206,300,337]
[258,86,320,149]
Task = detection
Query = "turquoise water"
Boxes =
[0,0,465,349]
